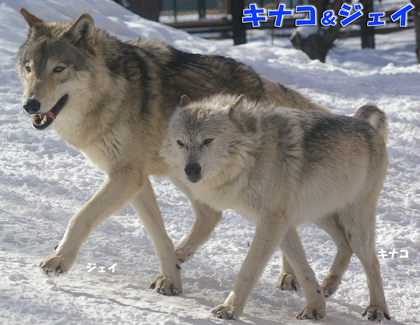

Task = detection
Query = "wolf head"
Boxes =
[17,8,96,131]
[162,94,258,184]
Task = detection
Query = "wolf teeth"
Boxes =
[32,114,47,126]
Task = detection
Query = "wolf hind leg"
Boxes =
[170,176,222,263]
[278,213,353,296]
[342,202,390,321]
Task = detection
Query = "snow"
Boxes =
[0,0,419,324]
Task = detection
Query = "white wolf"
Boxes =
[161,94,390,321]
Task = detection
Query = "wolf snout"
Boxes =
[23,99,41,114]
[185,163,201,183]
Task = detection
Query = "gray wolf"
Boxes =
[161,94,390,321]
[16,8,330,296]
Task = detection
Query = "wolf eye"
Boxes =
[25,66,31,73]
[53,66,66,73]
[176,140,184,147]
[203,138,213,145]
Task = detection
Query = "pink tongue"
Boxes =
[45,111,56,120]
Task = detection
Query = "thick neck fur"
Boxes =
[52,29,138,149]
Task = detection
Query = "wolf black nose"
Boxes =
[23,99,41,114]
[185,163,201,183]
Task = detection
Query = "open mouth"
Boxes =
[32,94,68,130]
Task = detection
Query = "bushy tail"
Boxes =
[260,76,331,113]
[354,104,388,142]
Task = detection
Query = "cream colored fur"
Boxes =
[161,94,390,321]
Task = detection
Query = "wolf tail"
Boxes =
[260,76,330,113]
[354,104,388,142]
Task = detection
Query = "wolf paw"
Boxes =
[321,275,341,298]
[150,275,182,296]
[277,272,299,291]
[296,301,326,320]
[362,306,391,322]
[39,244,75,276]
[175,244,194,263]
[211,304,237,320]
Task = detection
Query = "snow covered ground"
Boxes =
[0,0,419,324]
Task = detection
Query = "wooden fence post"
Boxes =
[360,0,375,48]
[412,0,420,63]
[198,0,206,20]
[124,0,161,22]
[231,0,246,45]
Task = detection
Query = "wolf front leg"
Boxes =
[130,178,182,296]
[170,176,222,263]
[277,253,300,291]
[280,228,326,320]
[39,167,146,276]
[211,215,287,320]
[175,200,222,263]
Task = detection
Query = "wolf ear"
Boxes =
[65,13,95,50]
[179,95,192,107]
[228,94,245,118]
[20,8,44,29]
